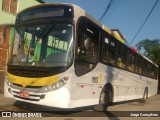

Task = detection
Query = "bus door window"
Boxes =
[75,18,100,76]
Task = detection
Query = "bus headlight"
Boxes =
[5,76,13,86]
[42,77,69,92]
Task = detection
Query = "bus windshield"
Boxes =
[10,23,73,67]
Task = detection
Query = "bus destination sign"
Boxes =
[22,10,64,21]
[17,5,73,22]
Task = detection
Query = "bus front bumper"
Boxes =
[4,81,70,108]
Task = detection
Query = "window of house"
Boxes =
[2,0,18,15]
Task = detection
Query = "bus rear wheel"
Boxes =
[140,88,148,103]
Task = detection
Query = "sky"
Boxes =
[43,0,160,47]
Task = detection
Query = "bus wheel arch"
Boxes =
[94,83,114,111]
[103,83,114,104]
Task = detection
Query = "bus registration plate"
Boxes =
[19,91,30,98]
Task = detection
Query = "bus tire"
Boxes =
[93,87,112,111]
[140,88,148,103]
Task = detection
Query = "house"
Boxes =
[111,29,126,42]
[0,0,44,71]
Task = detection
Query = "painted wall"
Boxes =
[18,0,43,13]
[0,0,15,24]
[0,0,43,24]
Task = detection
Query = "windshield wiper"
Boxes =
[36,19,55,42]
[34,19,55,53]
[25,20,55,64]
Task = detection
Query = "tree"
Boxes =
[136,39,160,88]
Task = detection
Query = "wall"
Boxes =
[0,0,43,25]
[18,0,43,13]
[0,0,16,24]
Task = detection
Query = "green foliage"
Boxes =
[136,39,160,87]
[136,39,160,65]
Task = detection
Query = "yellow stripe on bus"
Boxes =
[7,72,59,87]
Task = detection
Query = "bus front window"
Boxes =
[10,24,73,68]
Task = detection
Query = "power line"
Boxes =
[99,0,113,21]
[99,0,121,22]
[106,0,121,19]
[130,0,159,45]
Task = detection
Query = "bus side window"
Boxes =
[102,36,116,66]
[117,42,124,68]
[102,36,110,63]
[128,50,135,72]
[150,65,154,79]
[135,55,141,74]
[154,66,158,79]
[142,60,147,76]
[109,38,116,65]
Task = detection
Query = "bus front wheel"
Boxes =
[93,87,112,111]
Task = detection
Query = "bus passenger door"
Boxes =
[74,17,100,100]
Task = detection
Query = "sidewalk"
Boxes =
[0,94,20,111]
[0,72,5,93]
[0,94,16,106]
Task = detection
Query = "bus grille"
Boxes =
[8,67,54,77]
[12,90,45,102]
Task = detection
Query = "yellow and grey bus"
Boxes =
[4,3,158,110]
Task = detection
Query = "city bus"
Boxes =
[4,3,159,111]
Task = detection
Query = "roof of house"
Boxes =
[111,29,126,41]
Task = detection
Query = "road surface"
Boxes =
[0,92,160,120]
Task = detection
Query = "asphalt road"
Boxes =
[0,92,160,120]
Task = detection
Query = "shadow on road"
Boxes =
[13,101,119,119]
[158,88,160,94]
